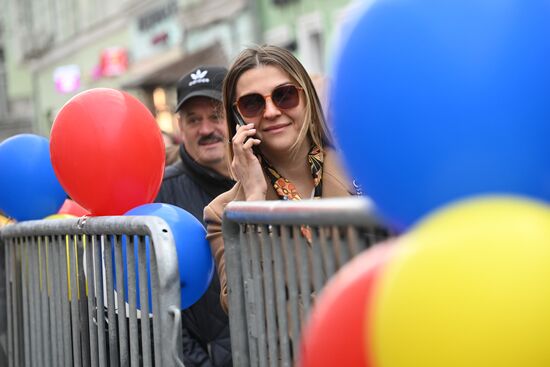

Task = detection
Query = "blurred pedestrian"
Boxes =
[161,131,181,165]
[156,66,234,367]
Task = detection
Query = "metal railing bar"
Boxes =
[77,235,91,367]
[294,226,312,324]
[222,217,249,366]
[6,238,16,366]
[114,235,129,367]
[150,239,162,367]
[332,226,348,269]
[48,236,61,367]
[271,225,291,367]
[104,235,119,367]
[40,236,52,367]
[0,216,166,238]
[138,235,152,367]
[59,235,73,367]
[259,225,278,367]
[248,225,268,367]
[346,226,362,257]
[16,238,25,367]
[240,226,259,366]
[85,234,99,367]
[95,235,108,367]
[280,225,300,359]
[69,235,82,367]
[30,237,43,366]
[126,235,140,367]
[309,228,325,294]
[318,227,336,282]
[225,197,378,226]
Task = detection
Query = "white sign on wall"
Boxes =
[130,0,183,61]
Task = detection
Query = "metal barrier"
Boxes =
[0,216,184,367]
[222,197,391,367]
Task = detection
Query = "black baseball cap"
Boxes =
[175,66,227,112]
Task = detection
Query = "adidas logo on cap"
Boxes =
[189,69,210,86]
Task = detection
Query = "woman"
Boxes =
[204,45,357,313]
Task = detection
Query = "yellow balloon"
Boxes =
[1,214,13,226]
[44,213,76,220]
[371,196,550,367]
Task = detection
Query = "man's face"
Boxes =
[178,97,228,170]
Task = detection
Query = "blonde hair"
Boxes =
[223,45,333,159]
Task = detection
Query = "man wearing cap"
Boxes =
[156,66,234,367]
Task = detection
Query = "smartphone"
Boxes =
[233,109,262,157]
[233,109,247,128]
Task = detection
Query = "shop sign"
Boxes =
[131,0,182,61]
[53,65,81,93]
[99,47,129,77]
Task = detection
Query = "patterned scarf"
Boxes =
[260,145,324,242]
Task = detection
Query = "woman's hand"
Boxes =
[231,123,267,200]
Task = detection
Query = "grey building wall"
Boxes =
[0,15,33,141]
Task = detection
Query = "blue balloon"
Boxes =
[332,0,550,229]
[0,134,66,221]
[121,203,214,310]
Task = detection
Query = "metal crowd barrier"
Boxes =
[0,216,183,367]
[222,197,391,367]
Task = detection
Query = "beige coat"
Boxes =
[204,149,356,313]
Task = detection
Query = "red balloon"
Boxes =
[299,243,395,367]
[50,88,165,216]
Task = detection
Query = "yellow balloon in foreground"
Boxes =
[372,196,550,367]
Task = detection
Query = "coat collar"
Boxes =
[179,144,235,196]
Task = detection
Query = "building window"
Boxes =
[298,12,324,74]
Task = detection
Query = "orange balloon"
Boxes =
[299,243,395,367]
[58,198,90,216]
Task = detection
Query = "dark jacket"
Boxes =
[156,145,235,367]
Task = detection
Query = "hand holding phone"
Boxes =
[233,109,262,157]
[230,109,267,200]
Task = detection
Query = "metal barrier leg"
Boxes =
[1,237,9,367]
[271,226,291,367]
[259,225,278,367]
[222,218,250,366]
[59,235,73,367]
[138,236,153,367]
[39,237,52,367]
[249,226,268,367]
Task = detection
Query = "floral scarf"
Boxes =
[259,145,324,242]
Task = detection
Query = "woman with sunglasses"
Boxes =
[204,45,357,313]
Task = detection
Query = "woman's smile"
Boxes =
[262,122,292,134]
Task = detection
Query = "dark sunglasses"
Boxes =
[233,84,304,118]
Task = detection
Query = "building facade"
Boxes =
[256,0,363,111]
[258,0,362,74]
[1,0,258,138]
[0,8,34,141]
[1,0,363,140]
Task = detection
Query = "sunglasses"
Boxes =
[234,84,304,118]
